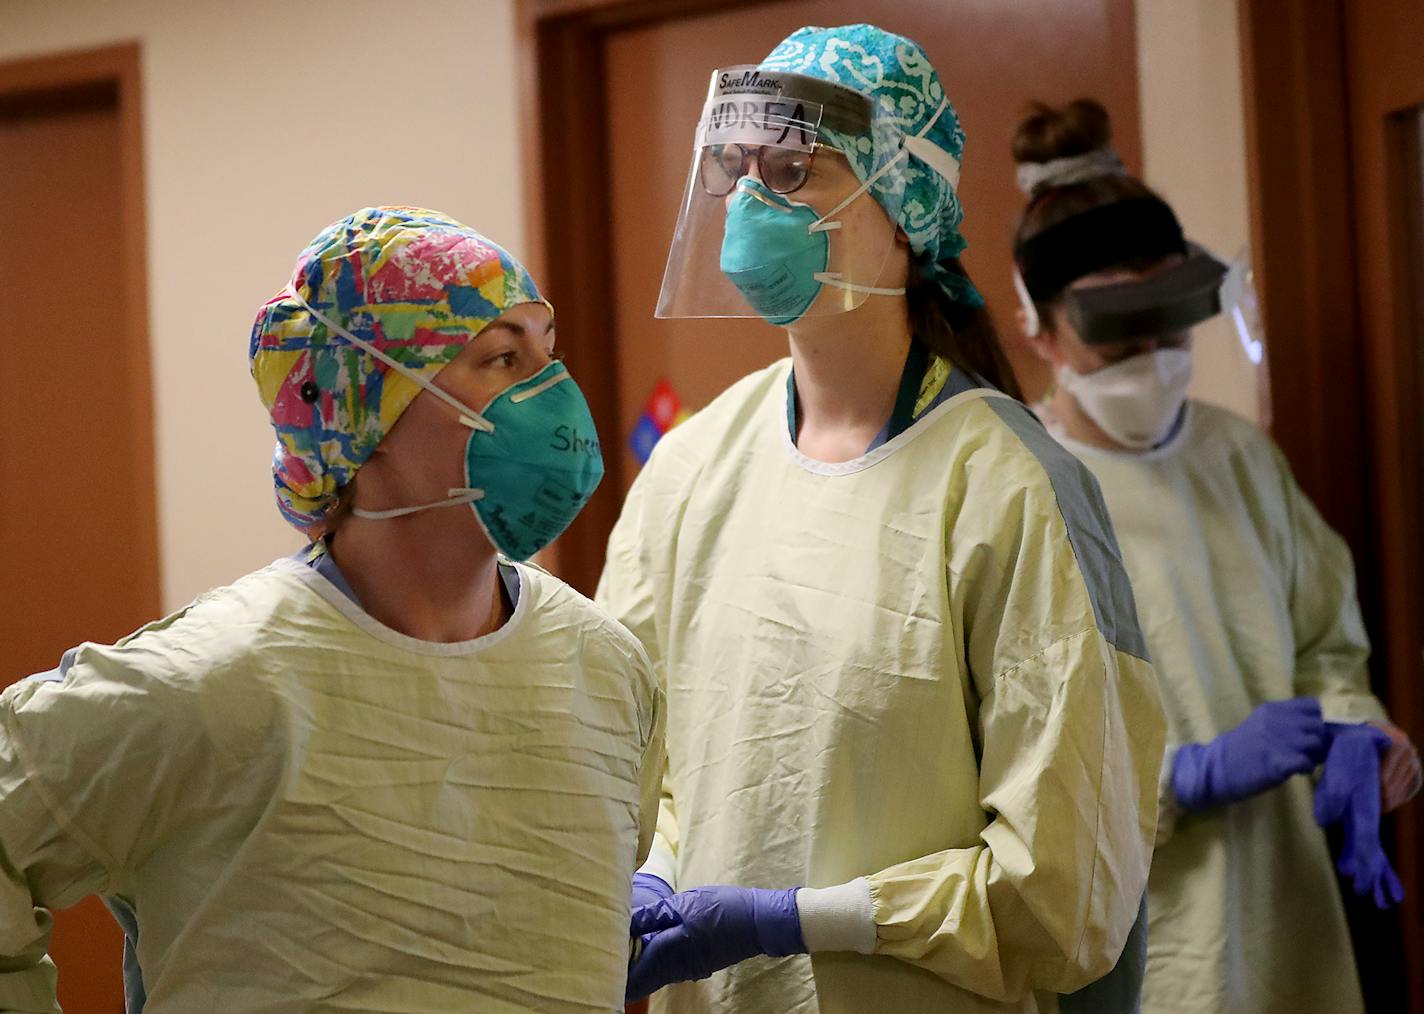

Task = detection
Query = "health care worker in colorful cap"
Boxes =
[596,26,1167,1014]
[0,207,664,1013]
[1008,100,1422,1013]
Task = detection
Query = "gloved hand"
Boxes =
[1315,723,1405,909]
[1172,697,1328,811]
[631,871,674,911]
[626,885,804,1002]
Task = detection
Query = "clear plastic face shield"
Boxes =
[656,66,907,324]
[1222,248,1272,427]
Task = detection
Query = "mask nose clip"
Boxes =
[735,177,797,213]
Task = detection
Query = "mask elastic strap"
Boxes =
[351,487,486,521]
[808,97,955,235]
[813,273,906,297]
[901,96,959,187]
[1012,268,1041,337]
[808,149,908,234]
[803,101,955,299]
[283,286,494,433]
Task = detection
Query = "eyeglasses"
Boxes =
[698,143,827,197]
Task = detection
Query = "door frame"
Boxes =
[0,42,158,610]
[1239,1,1422,1007]
[0,41,153,1014]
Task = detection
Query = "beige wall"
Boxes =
[1135,0,1261,423]
[0,0,1255,610]
[0,0,526,610]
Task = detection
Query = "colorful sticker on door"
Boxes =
[630,378,690,465]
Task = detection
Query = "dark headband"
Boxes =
[1015,197,1187,301]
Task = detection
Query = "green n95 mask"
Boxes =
[719,178,829,325]
[458,361,605,561]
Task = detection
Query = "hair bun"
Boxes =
[1012,99,1125,197]
[1012,99,1112,164]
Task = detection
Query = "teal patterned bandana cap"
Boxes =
[759,24,983,307]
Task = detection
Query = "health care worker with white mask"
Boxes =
[1009,100,1422,1014]
[597,26,1167,1014]
[0,207,664,1013]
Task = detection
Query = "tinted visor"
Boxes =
[1065,247,1231,344]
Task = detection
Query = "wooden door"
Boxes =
[1241,1,1424,1007]
[0,45,156,1014]
[1343,2,1424,1008]
[523,0,1141,592]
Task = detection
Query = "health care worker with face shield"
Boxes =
[0,207,664,1013]
[597,26,1167,1014]
[1009,100,1422,1014]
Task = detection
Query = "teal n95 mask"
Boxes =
[719,178,829,325]
[286,288,604,560]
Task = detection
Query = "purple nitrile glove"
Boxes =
[631,871,674,911]
[626,885,805,1002]
[1315,722,1405,909]
[1172,697,1328,812]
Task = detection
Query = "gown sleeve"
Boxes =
[864,401,1166,1002]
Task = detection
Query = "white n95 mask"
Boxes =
[1057,348,1192,450]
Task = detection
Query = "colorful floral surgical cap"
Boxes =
[759,24,981,306]
[249,206,548,532]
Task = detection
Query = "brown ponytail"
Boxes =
[907,259,1023,401]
